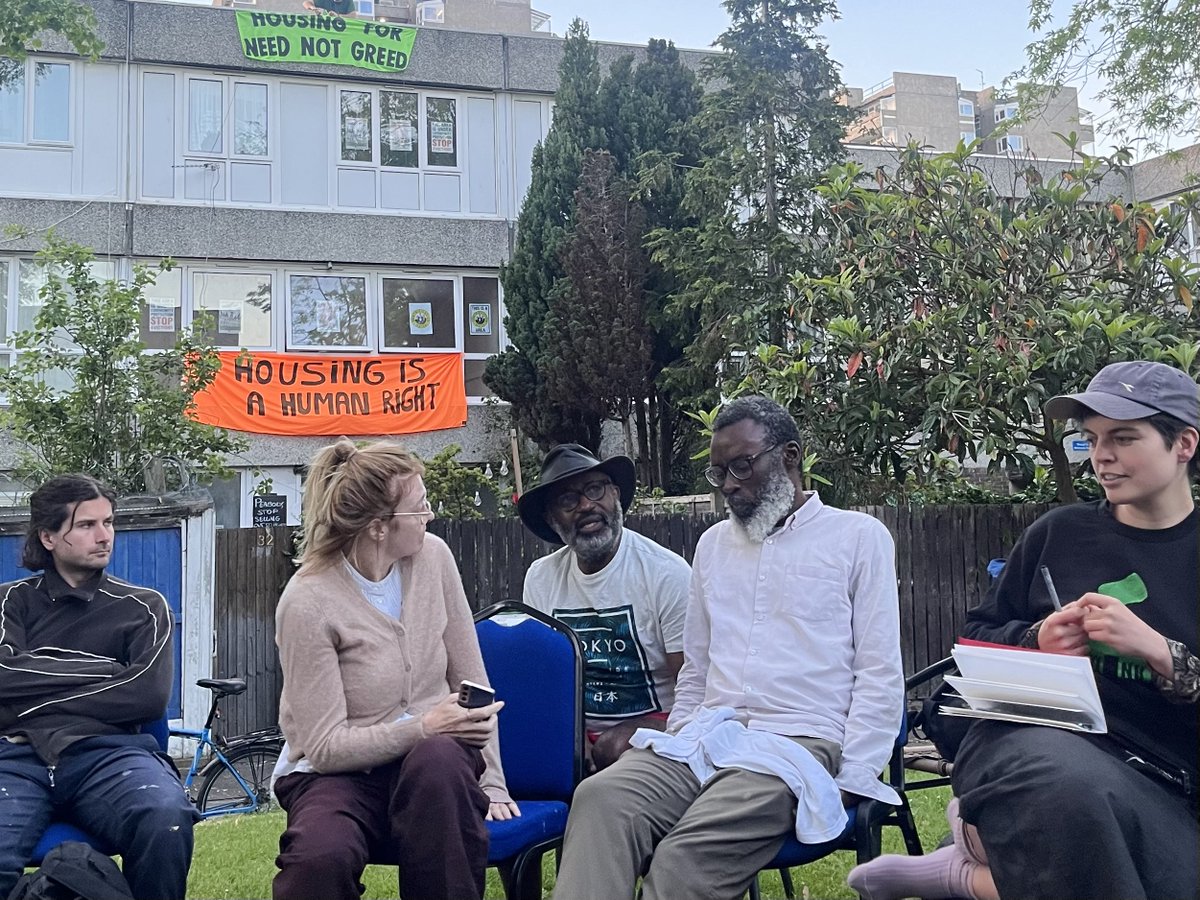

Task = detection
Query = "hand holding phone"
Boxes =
[458,679,496,709]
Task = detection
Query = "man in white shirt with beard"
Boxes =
[551,396,903,900]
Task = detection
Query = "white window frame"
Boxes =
[958,99,974,118]
[0,57,73,148]
[881,125,899,145]
[335,86,465,174]
[191,269,276,350]
[994,104,1018,123]
[961,130,976,142]
[185,74,271,161]
[378,273,461,353]
[284,270,373,352]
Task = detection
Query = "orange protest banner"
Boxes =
[190,351,467,436]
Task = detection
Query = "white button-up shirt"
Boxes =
[667,492,903,803]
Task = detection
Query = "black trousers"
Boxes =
[272,735,490,900]
[954,722,1198,900]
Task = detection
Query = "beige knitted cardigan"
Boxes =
[275,533,511,802]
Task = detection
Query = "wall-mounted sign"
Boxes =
[468,303,491,336]
[252,493,287,527]
[148,304,176,333]
[235,12,418,74]
[191,351,467,436]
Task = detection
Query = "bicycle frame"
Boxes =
[172,724,264,819]
[170,681,275,819]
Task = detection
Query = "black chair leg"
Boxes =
[780,867,796,899]
[747,873,762,900]
[897,797,923,856]
[507,852,544,900]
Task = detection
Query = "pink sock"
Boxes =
[846,844,980,900]
[947,797,988,867]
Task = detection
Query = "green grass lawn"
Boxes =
[186,778,952,900]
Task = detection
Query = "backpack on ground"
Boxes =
[7,842,134,900]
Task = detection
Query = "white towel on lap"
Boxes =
[630,706,849,843]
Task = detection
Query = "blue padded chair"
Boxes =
[748,704,922,900]
[29,715,172,864]
[474,601,585,900]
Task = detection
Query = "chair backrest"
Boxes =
[141,714,170,752]
[474,601,584,801]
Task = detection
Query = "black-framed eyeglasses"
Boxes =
[553,480,614,513]
[704,444,779,488]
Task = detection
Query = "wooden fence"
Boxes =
[212,504,1050,735]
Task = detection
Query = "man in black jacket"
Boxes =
[0,475,198,900]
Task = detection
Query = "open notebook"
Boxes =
[938,639,1107,734]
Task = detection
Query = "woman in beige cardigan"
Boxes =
[271,439,518,900]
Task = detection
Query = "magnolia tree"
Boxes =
[0,238,245,494]
[736,145,1200,504]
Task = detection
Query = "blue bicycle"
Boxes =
[171,678,283,818]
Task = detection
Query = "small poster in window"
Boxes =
[430,121,454,155]
[468,303,492,336]
[218,308,242,335]
[148,304,176,333]
[409,302,434,335]
[387,122,415,152]
[344,117,370,151]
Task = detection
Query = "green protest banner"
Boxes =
[235,11,417,73]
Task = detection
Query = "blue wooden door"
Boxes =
[0,526,184,718]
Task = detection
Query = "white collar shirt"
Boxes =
[667,492,903,803]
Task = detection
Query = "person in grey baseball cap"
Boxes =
[892,359,1200,900]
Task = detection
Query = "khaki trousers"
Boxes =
[551,738,840,900]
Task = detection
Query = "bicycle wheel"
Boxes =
[195,745,280,816]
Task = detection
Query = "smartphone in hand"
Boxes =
[458,680,496,709]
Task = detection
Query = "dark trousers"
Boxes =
[272,735,490,900]
[954,722,1199,900]
[0,735,198,900]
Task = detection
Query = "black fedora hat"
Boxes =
[517,444,636,545]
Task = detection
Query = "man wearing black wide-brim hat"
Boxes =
[518,444,691,772]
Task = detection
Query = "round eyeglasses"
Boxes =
[703,444,779,488]
[553,480,614,513]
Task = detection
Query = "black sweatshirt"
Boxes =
[0,567,174,765]
[964,501,1199,776]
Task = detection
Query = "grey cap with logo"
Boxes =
[1044,361,1200,427]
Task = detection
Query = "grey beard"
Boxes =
[561,502,624,568]
[730,466,797,543]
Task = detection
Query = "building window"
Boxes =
[287,274,369,350]
[463,277,499,356]
[881,126,899,145]
[998,134,1024,152]
[141,267,183,351]
[958,99,974,118]
[426,96,458,168]
[194,272,273,348]
[233,83,268,156]
[961,130,976,142]
[188,79,223,153]
[382,277,455,350]
[380,90,418,168]
[0,59,71,145]
[994,104,1018,123]
[340,90,373,164]
[878,95,896,112]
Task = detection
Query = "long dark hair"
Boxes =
[22,474,118,571]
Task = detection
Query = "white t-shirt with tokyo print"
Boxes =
[522,528,691,732]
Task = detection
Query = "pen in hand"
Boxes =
[1040,565,1063,611]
